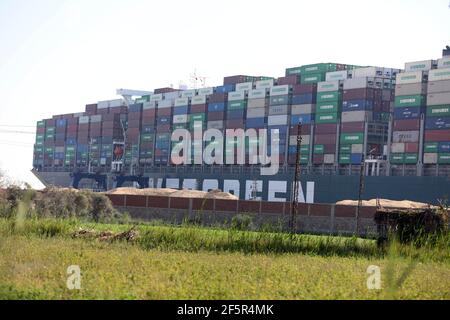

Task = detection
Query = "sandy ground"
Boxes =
[106,187,238,200]
[336,199,435,209]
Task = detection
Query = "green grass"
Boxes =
[0,218,449,300]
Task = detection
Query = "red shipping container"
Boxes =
[223,75,249,85]
[208,93,227,103]
[208,111,225,121]
[341,122,365,133]
[314,134,337,145]
[45,119,56,126]
[109,106,127,114]
[315,124,338,134]
[142,109,156,117]
[68,118,78,125]
[85,104,97,113]
[323,144,336,153]
[157,108,172,117]
[96,108,110,115]
[289,124,311,134]
[405,142,419,153]
[343,88,375,101]
[226,119,245,129]
[157,124,171,132]
[36,127,45,134]
[313,154,324,164]
[293,84,316,95]
[154,87,180,94]
[190,105,207,113]
[277,75,299,86]
[424,130,450,142]
[141,118,156,126]
[393,119,420,131]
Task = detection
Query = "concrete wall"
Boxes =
[106,194,379,236]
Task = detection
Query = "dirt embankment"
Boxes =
[336,199,435,209]
[105,187,238,200]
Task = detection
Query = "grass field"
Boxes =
[0,218,449,300]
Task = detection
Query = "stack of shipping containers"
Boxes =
[391,61,434,172]
[424,57,450,171]
[266,81,288,165]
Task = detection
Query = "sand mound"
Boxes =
[336,199,435,209]
[105,187,238,200]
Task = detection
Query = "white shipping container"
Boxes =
[143,101,156,110]
[404,60,436,72]
[236,82,253,92]
[268,105,288,115]
[191,95,206,105]
[173,115,188,124]
[79,116,89,124]
[163,91,181,100]
[207,120,224,129]
[247,98,265,109]
[246,108,265,118]
[268,115,288,126]
[90,115,102,123]
[255,79,274,89]
[341,111,372,123]
[396,71,425,84]
[181,90,196,98]
[228,91,245,101]
[427,80,450,94]
[290,135,310,145]
[317,81,340,92]
[392,131,420,143]
[73,112,84,117]
[353,67,383,78]
[197,87,214,95]
[391,143,406,153]
[175,97,189,107]
[428,68,450,82]
[270,85,289,96]
[423,153,438,164]
[291,104,315,115]
[248,89,266,100]
[326,70,348,82]
[324,154,335,164]
[158,99,173,108]
[150,94,163,102]
[438,57,450,69]
[351,144,364,154]
[427,92,450,106]
[343,77,383,90]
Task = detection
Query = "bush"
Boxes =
[374,207,449,246]
[231,214,254,231]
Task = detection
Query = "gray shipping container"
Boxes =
[427,80,450,94]
[291,104,315,115]
[423,153,438,164]
[395,83,427,96]
[207,120,224,130]
[268,105,289,116]
[341,111,372,123]
[248,98,266,108]
[427,92,450,106]
[246,108,266,118]
[392,131,420,143]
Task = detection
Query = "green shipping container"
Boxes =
[301,73,326,84]
[300,145,310,153]
[46,127,55,133]
[316,112,339,124]
[285,67,302,76]
[173,123,188,130]
[317,91,341,103]
[300,63,337,75]
[227,101,247,110]
[438,153,450,164]
[424,142,438,153]
[426,105,450,117]
[36,134,44,141]
[339,154,351,164]
[340,133,364,145]
[394,95,425,108]
[45,134,54,140]
[37,121,45,128]
[390,153,405,164]
[316,101,340,114]
[141,134,154,142]
[404,153,418,164]
[340,145,352,154]
[190,114,206,123]
[314,145,324,154]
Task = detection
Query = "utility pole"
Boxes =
[290,123,302,234]
[356,156,365,234]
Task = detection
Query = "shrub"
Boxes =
[374,207,449,246]
[231,214,254,231]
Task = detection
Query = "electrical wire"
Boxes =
[0,129,36,135]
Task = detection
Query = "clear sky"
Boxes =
[0,0,449,188]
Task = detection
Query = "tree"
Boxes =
[0,168,7,188]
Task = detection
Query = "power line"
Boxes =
[0,129,35,135]
[0,124,35,128]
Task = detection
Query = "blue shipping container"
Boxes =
[227,110,245,119]
[268,125,288,134]
[142,126,156,133]
[292,94,315,105]
[208,102,226,112]
[393,106,423,120]
[157,116,171,125]
[342,100,373,112]
[66,138,77,145]
[351,153,363,164]
[426,117,450,130]
[129,104,142,113]
[245,118,266,128]
[173,106,188,115]
[438,142,450,153]
[291,114,313,125]
[56,119,67,127]
[214,84,235,93]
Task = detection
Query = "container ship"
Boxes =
[32,48,450,204]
